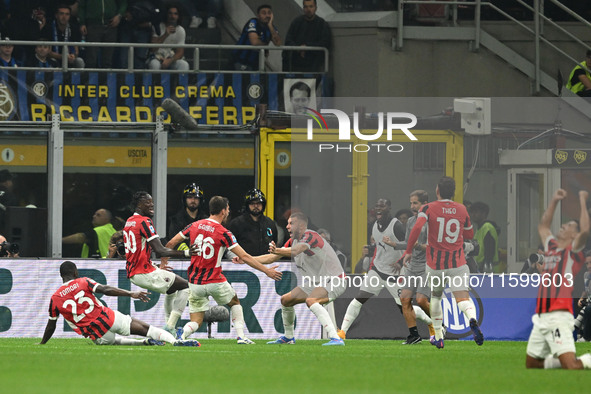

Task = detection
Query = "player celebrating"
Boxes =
[526,189,591,370]
[403,176,482,349]
[124,191,197,336]
[40,261,199,346]
[166,196,282,344]
[338,198,432,341]
[256,212,347,346]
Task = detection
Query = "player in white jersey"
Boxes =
[250,212,347,345]
[338,198,432,340]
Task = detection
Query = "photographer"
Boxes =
[0,234,19,258]
[106,231,125,259]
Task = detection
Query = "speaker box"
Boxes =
[5,207,47,257]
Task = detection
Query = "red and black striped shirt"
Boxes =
[181,218,238,285]
[536,236,585,314]
[48,277,115,340]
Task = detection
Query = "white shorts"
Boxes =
[426,264,470,294]
[300,275,347,302]
[94,310,132,345]
[526,311,576,359]
[359,269,400,300]
[188,281,236,313]
[131,268,176,294]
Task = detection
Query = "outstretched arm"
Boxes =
[232,245,282,280]
[39,319,57,344]
[538,189,566,244]
[149,237,194,259]
[573,190,589,251]
[95,284,150,302]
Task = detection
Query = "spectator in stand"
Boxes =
[566,49,591,97]
[45,4,85,68]
[78,0,126,68]
[354,241,374,273]
[186,0,223,29]
[147,3,189,70]
[4,2,49,63]
[62,208,117,258]
[283,0,331,72]
[25,41,58,67]
[118,0,160,69]
[233,4,281,71]
[0,35,18,67]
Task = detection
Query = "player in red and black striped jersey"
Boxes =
[165,196,281,344]
[124,191,198,335]
[40,261,200,347]
[403,176,481,349]
[526,189,591,370]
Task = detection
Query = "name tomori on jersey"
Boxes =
[317,143,404,153]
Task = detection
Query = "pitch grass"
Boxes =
[1,338,589,393]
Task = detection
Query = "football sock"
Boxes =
[147,325,176,344]
[309,303,338,339]
[413,305,432,325]
[341,299,363,333]
[114,337,147,346]
[181,321,200,340]
[164,289,189,330]
[430,295,444,340]
[231,304,246,338]
[282,306,296,338]
[579,353,591,369]
[543,355,562,369]
[457,300,477,322]
[409,326,419,337]
[164,292,175,321]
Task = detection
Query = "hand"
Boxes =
[402,253,411,266]
[266,265,282,281]
[110,14,122,28]
[268,241,277,254]
[382,236,395,247]
[161,57,173,69]
[413,243,423,251]
[579,298,585,308]
[268,12,274,28]
[130,291,150,302]
[232,256,245,265]
[579,190,589,201]
[553,189,567,201]
[189,244,200,255]
[80,25,87,36]
[166,24,176,35]
[108,243,117,258]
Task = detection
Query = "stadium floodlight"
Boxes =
[453,98,491,135]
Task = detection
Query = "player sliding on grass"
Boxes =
[403,176,483,349]
[250,212,347,346]
[39,261,200,347]
[165,196,282,344]
[526,189,591,370]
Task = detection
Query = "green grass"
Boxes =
[1,338,590,393]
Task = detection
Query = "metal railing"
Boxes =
[396,0,591,94]
[0,40,329,74]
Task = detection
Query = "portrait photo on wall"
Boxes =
[283,78,317,115]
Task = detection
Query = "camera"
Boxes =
[527,253,545,265]
[0,241,20,257]
[116,241,126,256]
